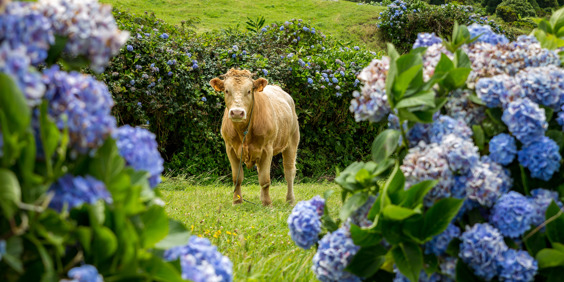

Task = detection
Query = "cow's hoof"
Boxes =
[261,200,272,207]
[233,199,243,205]
[286,197,295,205]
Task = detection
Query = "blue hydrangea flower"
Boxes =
[164,236,233,282]
[48,174,112,212]
[412,32,442,49]
[287,196,325,249]
[262,69,268,76]
[0,239,6,262]
[457,157,512,207]
[516,66,564,110]
[168,71,173,76]
[201,97,207,102]
[126,45,133,51]
[280,26,284,31]
[393,269,443,282]
[518,136,561,181]
[441,134,479,174]
[160,33,169,39]
[489,133,517,165]
[406,123,432,146]
[467,23,509,45]
[475,76,509,108]
[347,196,376,228]
[459,223,508,281]
[42,66,117,155]
[430,115,472,143]
[130,80,135,85]
[502,98,547,146]
[440,257,457,280]
[424,223,460,256]
[113,125,164,188]
[445,89,486,126]
[498,249,538,282]
[67,264,103,282]
[312,228,361,282]
[307,77,313,84]
[332,77,338,83]
[490,191,534,238]
[0,44,46,106]
[350,58,391,123]
[528,188,562,227]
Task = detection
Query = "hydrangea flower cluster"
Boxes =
[412,32,442,49]
[429,115,473,143]
[467,23,508,45]
[0,44,46,106]
[459,223,508,281]
[489,191,534,238]
[312,228,361,282]
[164,236,233,282]
[498,249,538,282]
[528,188,563,227]
[444,89,485,126]
[347,196,376,228]
[424,223,460,256]
[37,0,129,72]
[393,269,443,282]
[516,66,564,110]
[488,134,517,165]
[502,98,547,146]
[350,57,390,122]
[441,134,479,174]
[456,156,512,208]
[48,174,112,212]
[287,196,325,249]
[113,125,164,188]
[42,66,117,155]
[66,264,104,282]
[0,239,6,262]
[518,136,561,181]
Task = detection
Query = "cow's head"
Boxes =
[210,69,267,123]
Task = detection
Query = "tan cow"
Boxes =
[210,69,300,206]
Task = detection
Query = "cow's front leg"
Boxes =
[258,149,273,206]
[227,145,244,204]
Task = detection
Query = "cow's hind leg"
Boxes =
[283,131,299,205]
[227,146,244,204]
[258,149,273,206]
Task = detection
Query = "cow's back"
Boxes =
[261,85,299,154]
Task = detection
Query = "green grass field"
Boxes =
[159,178,342,281]
[102,0,385,49]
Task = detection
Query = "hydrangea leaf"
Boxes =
[155,219,191,250]
[141,254,184,282]
[433,54,454,77]
[422,198,463,240]
[392,242,423,282]
[545,201,564,245]
[400,180,437,209]
[394,90,435,109]
[92,226,118,260]
[141,205,169,248]
[0,168,21,219]
[339,192,369,221]
[345,244,387,278]
[536,248,564,268]
[371,129,400,164]
[382,205,417,221]
[0,73,30,136]
[455,259,481,282]
[349,224,382,247]
[471,125,485,151]
[2,237,23,273]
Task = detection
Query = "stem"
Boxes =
[399,117,409,149]
[524,207,564,241]
[520,165,529,196]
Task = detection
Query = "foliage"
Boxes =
[100,10,385,179]
[287,9,564,281]
[499,0,537,18]
[377,0,509,53]
[496,5,520,22]
[536,0,559,9]
[0,1,230,281]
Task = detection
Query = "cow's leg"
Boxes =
[227,146,244,204]
[283,131,299,205]
[258,149,273,206]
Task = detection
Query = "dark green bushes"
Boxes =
[496,5,519,22]
[100,10,384,180]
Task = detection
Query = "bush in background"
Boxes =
[496,5,519,22]
[100,11,385,180]
[498,0,537,17]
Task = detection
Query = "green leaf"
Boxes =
[443,68,472,90]
[92,226,118,260]
[3,237,23,273]
[141,205,170,248]
[393,64,423,99]
[400,180,437,208]
[46,35,68,65]
[422,198,463,240]
[335,162,365,192]
[340,192,369,221]
[547,130,564,152]
[537,248,564,268]
[141,254,185,282]
[467,94,485,106]
[472,125,485,151]
[382,205,417,221]
[524,229,547,257]
[371,129,401,164]
[545,201,564,245]
[398,108,435,123]
[155,219,191,250]
[454,49,471,68]
[350,224,382,247]
[76,227,92,254]
[0,168,21,218]
[0,73,30,135]
[456,259,481,282]
[392,242,423,282]
[383,161,405,203]
[433,54,454,76]
[394,90,435,109]
[345,244,387,278]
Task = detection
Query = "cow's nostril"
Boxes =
[230,109,244,118]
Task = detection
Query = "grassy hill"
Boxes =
[101,0,385,49]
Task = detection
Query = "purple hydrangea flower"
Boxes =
[412,32,442,49]
[502,98,547,146]
[312,228,361,282]
[441,134,479,174]
[489,133,517,165]
[42,66,117,155]
[48,174,112,212]
[287,196,325,249]
[467,23,509,45]
[528,188,562,227]
[490,191,534,238]
[518,136,561,181]
[424,223,460,256]
[498,249,538,282]
[67,264,103,282]
[430,115,472,143]
[113,125,164,188]
[459,223,507,281]
[164,236,233,282]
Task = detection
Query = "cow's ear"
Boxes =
[210,78,224,91]
[253,78,268,92]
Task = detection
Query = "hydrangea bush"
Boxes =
[288,10,564,282]
[0,1,230,281]
[102,10,384,179]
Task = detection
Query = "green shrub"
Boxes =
[482,0,502,14]
[100,10,385,180]
[499,0,536,17]
[496,5,519,22]
[377,0,508,53]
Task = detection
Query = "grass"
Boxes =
[159,177,342,281]
[101,0,385,49]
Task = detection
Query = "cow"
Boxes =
[210,69,300,206]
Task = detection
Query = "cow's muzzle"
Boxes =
[229,108,246,121]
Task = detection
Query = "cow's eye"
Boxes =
[225,90,229,94]
[247,90,251,95]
